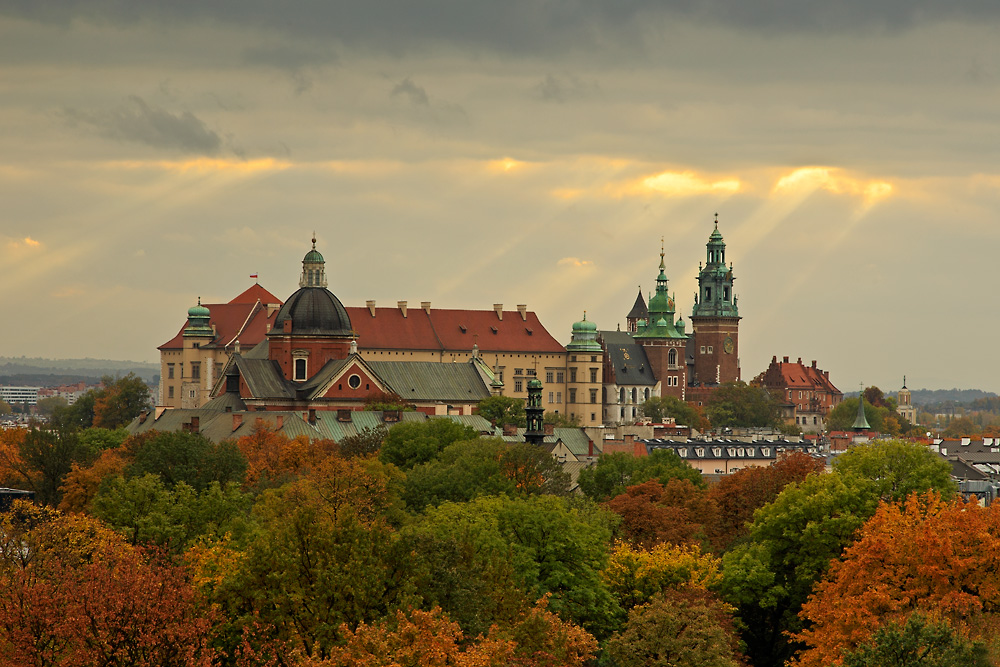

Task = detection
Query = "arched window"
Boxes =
[619,387,626,403]
[668,349,677,366]
[644,388,650,401]
[631,388,637,403]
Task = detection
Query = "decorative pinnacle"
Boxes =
[311,232,317,249]
[583,310,587,321]
[714,212,719,228]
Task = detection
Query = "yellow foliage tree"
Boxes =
[603,541,722,611]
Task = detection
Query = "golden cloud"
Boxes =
[774,167,893,205]
[487,157,527,173]
[110,158,293,174]
[640,171,741,197]
[558,257,594,268]
[6,236,41,251]
[51,287,84,299]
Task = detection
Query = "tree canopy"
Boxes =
[706,382,782,428]
[640,395,709,429]
[577,450,705,502]
[477,395,527,427]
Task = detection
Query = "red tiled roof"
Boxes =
[230,283,282,305]
[159,298,281,351]
[347,307,566,354]
[758,357,841,395]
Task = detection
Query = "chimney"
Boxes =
[398,301,407,318]
[337,408,352,422]
[811,360,817,368]
[139,409,149,424]
[276,415,284,429]
[367,300,376,316]
[232,414,243,431]
[188,416,200,432]
[797,357,803,365]
[517,304,527,321]
[783,356,789,363]
[382,409,400,423]
[772,356,777,364]
[421,301,431,315]
[494,304,503,320]
[308,408,316,425]
[503,423,517,436]
[544,423,554,436]
[588,439,593,457]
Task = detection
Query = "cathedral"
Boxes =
[600,216,741,422]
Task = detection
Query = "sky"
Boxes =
[2,1,999,393]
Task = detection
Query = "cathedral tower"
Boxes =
[634,244,689,400]
[690,215,740,386]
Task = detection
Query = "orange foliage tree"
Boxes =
[604,479,717,549]
[236,418,340,488]
[707,451,824,551]
[794,493,1000,667]
[57,448,129,513]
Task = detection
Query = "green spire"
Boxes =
[692,214,739,319]
[635,242,687,340]
[852,386,871,431]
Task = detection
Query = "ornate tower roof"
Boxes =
[272,237,353,337]
[635,242,687,340]
[183,297,214,338]
[299,235,328,288]
[691,214,739,319]
[852,390,871,431]
[567,312,603,352]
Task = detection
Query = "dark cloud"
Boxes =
[62,96,224,154]
[532,74,598,103]
[8,1,1000,60]
[391,78,430,106]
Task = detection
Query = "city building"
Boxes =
[755,356,843,433]
[0,386,40,407]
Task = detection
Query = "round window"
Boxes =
[348,374,361,389]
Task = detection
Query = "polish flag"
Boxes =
[250,273,258,279]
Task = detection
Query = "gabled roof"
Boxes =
[599,331,657,386]
[367,360,492,402]
[346,307,565,354]
[757,357,841,395]
[627,289,648,320]
[159,287,281,351]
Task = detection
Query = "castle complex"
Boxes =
[157,217,839,430]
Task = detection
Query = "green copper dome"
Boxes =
[188,302,210,319]
[527,377,543,390]
[567,312,603,352]
[304,248,324,262]
[183,297,214,338]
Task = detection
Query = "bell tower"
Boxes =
[690,214,740,386]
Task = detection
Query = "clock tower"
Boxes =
[690,215,740,386]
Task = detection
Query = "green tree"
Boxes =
[720,471,880,667]
[706,381,782,428]
[16,426,93,506]
[833,439,957,502]
[338,425,387,459]
[34,397,67,417]
[129,431,246,491]
[92,373,151,429]
[0,400,11,416]
[402,438,569,511]
[841,614,990,667]
[77,427,129,457]
[92,474,253,552]
[826,397,892,433]
[605,588,744,667]
[577,450,705,502]
[640,395,707,429]
[477,395,527,427]
[544,411,580,427]
[378,419,477,470]
[408,495,621,639]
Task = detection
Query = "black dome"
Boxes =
[273,287,353,336]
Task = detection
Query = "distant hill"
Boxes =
[0,357,159,385]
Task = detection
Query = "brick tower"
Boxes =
[690,215,740,386]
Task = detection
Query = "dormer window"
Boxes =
[294,358,307,381]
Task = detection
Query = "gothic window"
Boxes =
[631,388,637,403]
[668,349,677,366]
[644,388,650,401]
[619,388,626,403]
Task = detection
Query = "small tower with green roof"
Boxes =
[853,386,872,432]
[566,312,605,427]
[634,242,689,400]
[690,214,741,387]
[300,234,328,288]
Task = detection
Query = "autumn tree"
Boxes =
[58,447,129,513]
[235,418,339,488]
[604,479,717,549]
[720,471,880,667]
[577,450,705,502]
[795,494,1000,667]
[603,541,722,612]
[92,373,152,429]
[707,451,825,551]
[1,425,94,506]
[605,587,745,667]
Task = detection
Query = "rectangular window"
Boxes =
[168,386,174,398]
[707,346,713,354]
[590,389,597,404]
[556,372,564,383]
[570,368,577,383]
[514,368,523,376]
[591,413,596,421]
[190,362,200,380]
[570,355,577,362]
[569,389,577,403]
[167,364,175,379]
[190,390,196,398]
[589,368,598,383]
[548,391,554,403]
[546,372,554,383]
[700,346,706,353]
[515,380,523,392]
[591,356,598,362]
[527,369,536,377]
[556,392,562,404]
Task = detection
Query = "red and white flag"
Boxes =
[250,273,258,279]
